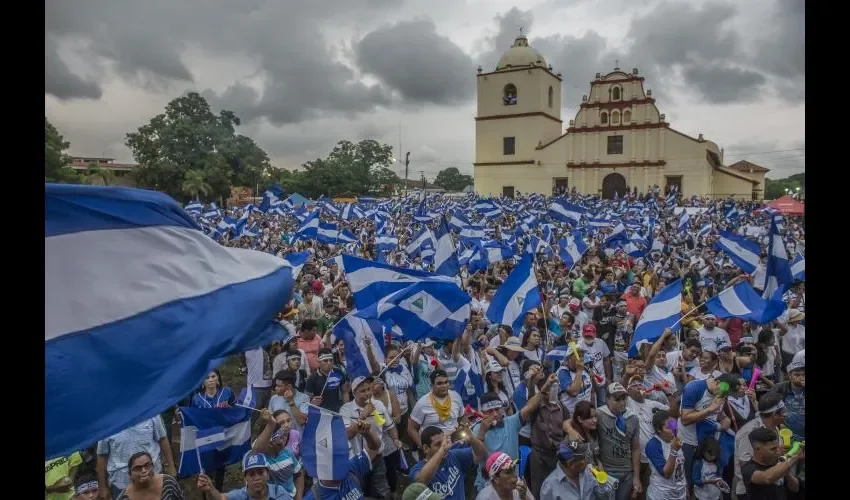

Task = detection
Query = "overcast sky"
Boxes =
[45,0,804,181]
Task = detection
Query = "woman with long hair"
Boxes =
[564,400,602,467]
[520,328,544,362]
[693,351,722,381]
[116,452,183,500]
[484,364,513,414]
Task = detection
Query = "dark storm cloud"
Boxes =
[45,0,401,123]
[478,2,798,107]
[749,0,804,101]
[682,64,766,103]
[355,20,475,105]
[45,36,103,101]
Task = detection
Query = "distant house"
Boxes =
[70,156,141,186]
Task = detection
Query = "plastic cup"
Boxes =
[779,428,793,448]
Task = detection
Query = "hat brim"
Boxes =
[501,345,526,352]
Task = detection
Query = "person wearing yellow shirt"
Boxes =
[45,452,82,500]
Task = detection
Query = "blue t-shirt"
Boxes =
[191,387,235,408]
[303,451,371,500]
[225,482,292,499]
[472,413,523,489]
[409,448,474,500]
[267,448,301,497]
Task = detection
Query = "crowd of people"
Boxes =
[46,187,805,500]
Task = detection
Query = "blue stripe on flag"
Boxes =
[301,406,350,481]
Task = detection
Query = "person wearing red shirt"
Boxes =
[622,282,648,318]
[719,317,744,347]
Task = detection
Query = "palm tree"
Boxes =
[182,169,212,201]
[85,164,116,186]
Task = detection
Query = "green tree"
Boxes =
[764,173,805,200]
[434,167,473,191]
[292,139,397,198]
[125,92,271,201]
[45,117,82,183]
[182,169,213,200]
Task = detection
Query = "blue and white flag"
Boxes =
[698,222,712,238]
[433,216,460,277]
[355,282,471,341]
[548,199,586,226]
[705,281,786,324]
[558,232,588,269]
[714,231,761,274]
[45,184,294,459]
[302,406,350,481]
[468,241,514,274]
[184,200,203,214]
[332,312,387,379]
[282,251,310,281]
[340,254,456,311]
[628,279,683,357]
[259,184,286,213]
[486,253,541,333]
[677,211,690,233]
[176,406,251,477]
[236,386,259,410]
[296,208,321,239]
[791,253,805,281]
[762,217,794,299]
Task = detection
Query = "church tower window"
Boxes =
[623,110,632,124]
[612,86,621,100]
[503,84,518,105]
[611,110,620,125]
[600,112,608,125]
[548,86,554,108]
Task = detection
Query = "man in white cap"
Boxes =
[697,314,730,352]
[556,343,594,415]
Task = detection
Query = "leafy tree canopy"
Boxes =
[125,92,271,202]
[764,173,805,200]
[267,139,401,199]
[434,167,473,191]
[45,117,82,183]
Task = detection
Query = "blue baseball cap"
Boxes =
[242,452,269,472]
[557,440,589,461]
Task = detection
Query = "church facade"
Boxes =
[473,34,768,200]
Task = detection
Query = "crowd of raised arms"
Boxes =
[48,186,805,500]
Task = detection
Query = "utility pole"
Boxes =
[404,152,411,196]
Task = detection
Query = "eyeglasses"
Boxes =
[131,461,153,473]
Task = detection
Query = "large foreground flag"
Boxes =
[45,184,294,459]
[628,279,683,357]
[704,281,786,324]
[176,406,251,477]
[302,406,350,481]
[486,253,541,333]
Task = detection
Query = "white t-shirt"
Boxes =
[627,397,669,464]
[246,347,272,389]
[410,391,465,433]
[752,262,767,290]
[340,398,394,457]
[697,327,730,352]
[582,338,611,385]
[476,484,536,500]
[781,324,805,355]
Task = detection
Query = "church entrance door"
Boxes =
[601,173,627,199]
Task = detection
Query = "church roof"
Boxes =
[727,160,771,173]
[496,34,548,71]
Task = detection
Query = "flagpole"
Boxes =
[667,275,745,335]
